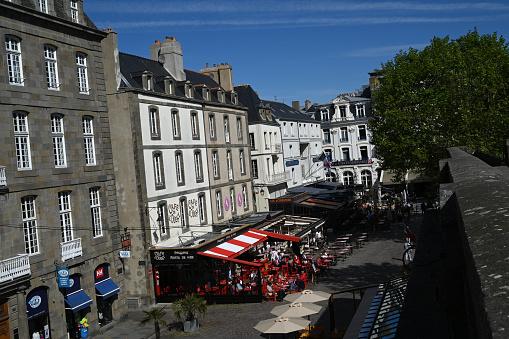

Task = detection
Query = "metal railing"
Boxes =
[266,172,290,183]
[0,254,31,283]
[61,238,83,261]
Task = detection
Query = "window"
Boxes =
[237,117,243,140]
[6,36,23,85]
[230,188,236,214]
[264,132,269,150]
[249,133,255,150]
[149,108,160,139]
[70,0,78,22]
[21,196,39,255]
[212,151,219,178]
[157,202,167,235]
[361,170,372,187]
[180,198,188,229]
[215,191,222,218]
[51,114,67,167]
[291,123,295,136]
[251,160,258,179]
[198,194,206,224]
[76,53,89,94]
[242,185,248,209]
[90,187,102,237]
[175,152,185,185]
[143,72,154,91]
[323,129,331,144]
[292,168,296,183]
[339,106,347,119]
[59,191,73,242]
[185,83,193,98]
[153,152,165,188]
[191,112,199,138]
[231,92,238,105]
[343,171,354,185]
[171,110,181,139]
[208,115,216,139]
[266,158,271,177]
[13,112,32,170]
[224,116,230,143]
[360,146,369,159]
[358,125,367,140]
[164,77,174,95]
[227,150,233,180]
[340,127,348,142]
[321,109,329,122]
[194,151,203,182]
[83,117,96,165]
[240,150,245,174]
[38,0,48,12]
[356,105,365,117]
[283,122,288,136]
[341,148,350,161]
[44,45,59,90]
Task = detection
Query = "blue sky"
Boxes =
[85,0,509,105]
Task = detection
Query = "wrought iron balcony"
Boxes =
[0,254,30,283]
[61,238,83,262]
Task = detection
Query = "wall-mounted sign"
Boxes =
[119,251,130,258]
[331,159,372,167]
[57,268,70,288]
[150,249,198,264]
[121,232,131,250]
[237,193,243,207]
[224,197,230,211]
[286,160,299,167]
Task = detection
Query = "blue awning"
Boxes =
[95,278,120,299]
[64,290,93,312]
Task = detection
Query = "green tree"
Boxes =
[173,293,207,322]
[140,305,167,339]
[369,29,509,180]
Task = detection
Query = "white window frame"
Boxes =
[224,116,230,143]
[180,198,188,229]
[59,191,73,242]
[76,52,89,94]
[209,115,215,139]
[39,0,48,13]
[227,150,233,180]
[175,152,184,185]
[343,171,354,185]
[237,117,243,140]
[171,110,181,139]
[342,148,350,161]
[6,36,24,85]
[83,117,96,165]
[215,191,222,218]
[157,203,167,235]
[356,105,365,117]
[340,127,348,141]
[360,146,369,159]
[149,108,160,139]
[198,194,206,224]
[249,133,255,150]
[45,45,59,90]
[230,188,235,214]
[212,151,219,178]
[70,0,79,23]
[240,150,245,174]
[153,152,164,188]
[194,151,202,181]
[191,112,199,138]
[51,114,67,167]
[251,160,258,179]
[90,187,103,237]
[21,196,39,255]
[13,112,32,170]
[361,170,372,187]
[242,185,248,209]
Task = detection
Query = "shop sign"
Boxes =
[224,197,230,211]
[237,193,243,207]
[119,251,130,258]
[312,157,321,163]
[150,249,197,264]
[57,268,70,288]
[269,192,307,204]
[286,160,299,167]
[95,265,109,283]
[331,159,372,167]
[121,232,131,250]
[26,287,49,320]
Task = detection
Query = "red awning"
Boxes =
[197,252,263,267]
[254,229,301,243]
[200,230,268,258]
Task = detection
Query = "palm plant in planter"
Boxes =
[173,293,207,332]
[140,305,167,339]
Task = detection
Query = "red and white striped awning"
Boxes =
[200,230,268,258]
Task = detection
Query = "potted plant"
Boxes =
[140,305,167,339]
[173,293,207,332]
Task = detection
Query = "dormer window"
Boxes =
[339,106,347,119]
[356,105,365,117]
[164,76,174,95]
[70,0,78,23]
[202,87,211,101]
[217,89,225,103]
[39,0,48,13]
[231,91,238,105]
[259,104,266,120]
[321,109,330,122]
[266,105,272,121]
[185,82,194,98]
[142,71,154,91]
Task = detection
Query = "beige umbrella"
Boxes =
[254,316,310,334]
[283,289,330,303]
[271,302,322,318]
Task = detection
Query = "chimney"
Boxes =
[292,101,300,111]
[305,100,312,111]
[101,29,122,94]
[150,36,186,81]
[200,62,234,91]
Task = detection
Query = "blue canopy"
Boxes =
[95,278,120,299]
[64,290,93,312]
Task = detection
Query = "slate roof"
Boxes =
[234,84,278,125]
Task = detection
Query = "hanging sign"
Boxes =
[58,268,70,288]
[119,251,130,258]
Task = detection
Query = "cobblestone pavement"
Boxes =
[99,213,423,339]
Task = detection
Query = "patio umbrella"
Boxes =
[284,289,330,303]
[270,302,322,318]
[254,316,310,334]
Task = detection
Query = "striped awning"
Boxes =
[200,230,268,258]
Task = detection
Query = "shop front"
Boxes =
[26,286,51,339]
[63,275,92,339]
[94,265,120,328]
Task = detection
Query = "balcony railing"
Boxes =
[0,166,6,186]
[266,172,291,183]
[358,135,367,141]
[0,254,30,283]
[61,238,82,262]
[339,137,349,142]
[323,138,332,144]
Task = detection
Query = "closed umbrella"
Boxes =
[254,316,310,334]
[271,302,322,318]
[284,289,330,303]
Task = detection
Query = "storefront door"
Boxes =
[26,287,51,339]
[0,299,9,339]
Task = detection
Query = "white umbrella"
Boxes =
[254,316,310,334]
[284,289,330,303]
[271,302,322,318]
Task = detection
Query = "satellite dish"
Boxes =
[158,54,165,64]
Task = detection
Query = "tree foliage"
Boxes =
[173,293,207,322]
[369,29,509,180]
[140,305,167,339]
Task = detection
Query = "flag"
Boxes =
[323,153,332,176]
[318,152,326,162]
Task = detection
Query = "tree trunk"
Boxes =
[155,321,160,339]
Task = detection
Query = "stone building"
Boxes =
[102,33,253,307]
[0,1,123,339]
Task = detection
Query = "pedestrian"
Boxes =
[421,202,426,215]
